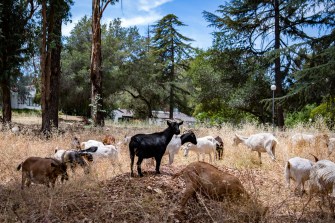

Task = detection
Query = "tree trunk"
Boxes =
[40,0,61,134]
[1,78,12,123]
[274,0,285,128]
[90,0,104,127]
[169,39,175,119]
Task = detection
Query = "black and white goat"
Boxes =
[54,149,93,174]
[164,130,197,165]
[129,120,183,177]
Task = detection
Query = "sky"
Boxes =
[62,0,223,49]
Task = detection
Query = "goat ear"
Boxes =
[179,121,184,125]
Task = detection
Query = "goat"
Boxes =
[284,156,317,196]
[172,161,249,208]
[129,120,183,177]
[215,136,224,160]
[81,139,105,149]
[233,133,278,164]
[17,157,69,189]
[54,149,92,174]
[71,136,81,150]
[102,134,116,145]
[165,131,197,165]
[327,138,335,156]
[290,133,329,149]
[80,144,119,163]
[183,136,219,163]
[309,159,335,197]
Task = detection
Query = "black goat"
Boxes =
[215,136,224,160]
[129,120,183,177]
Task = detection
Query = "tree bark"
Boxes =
[1,78,12,123]
[169,37,175,119]
[274,0,285,128]
[90,0,104,127]
[40,0,62,134]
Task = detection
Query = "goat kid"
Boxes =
[54,149,92,174]
[183,136,219,163]
[165,131,197,165]
[215,136,224,160]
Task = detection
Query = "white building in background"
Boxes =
[11,85,41,110]
[112,109,134,123]
[112,108,196,127]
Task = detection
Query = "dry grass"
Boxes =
[0,116,335,222]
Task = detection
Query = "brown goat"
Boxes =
[172,162,268,222]
[103,135,116,145]
[172,161,249,208]
[17,157,69,189]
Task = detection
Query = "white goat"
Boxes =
[327,138,335,156]
[183,136,219,163]
[233,133,278,164]
[309,159,335,197]
[290,133,328,149]
[80,140,119,162]
[81,140,105,149]
[165,131,197,165]
[284,156,316,195]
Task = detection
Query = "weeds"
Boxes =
[0,116,334,222]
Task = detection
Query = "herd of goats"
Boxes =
[16,120,335,213]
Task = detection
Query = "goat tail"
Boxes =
[286,161,291,169]
[17,163,22,171]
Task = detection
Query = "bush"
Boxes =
[285,104,316,127]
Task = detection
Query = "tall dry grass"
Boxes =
[0,117,334,222]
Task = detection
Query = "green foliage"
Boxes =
[201,0,335,126]
[151,14,195,116]
[285,104,316,127]
[12,108,41,116]
[287,46,335,109]
[0,0,35,80]
[310,100,335,128]
[60,16,97,116]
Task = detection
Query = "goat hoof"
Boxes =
[139,173,144,177]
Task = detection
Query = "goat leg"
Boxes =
[130,154,135,177]
[155,157,162,174]
[137,157,144,177]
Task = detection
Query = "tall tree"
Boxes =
[151,14,194,119]
[204,0,335,128]
[60,16,92,116]
[0,0,36,124]
[40,0,72,133]
[90,0,119,127]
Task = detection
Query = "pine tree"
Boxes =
[151,14,194,119]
